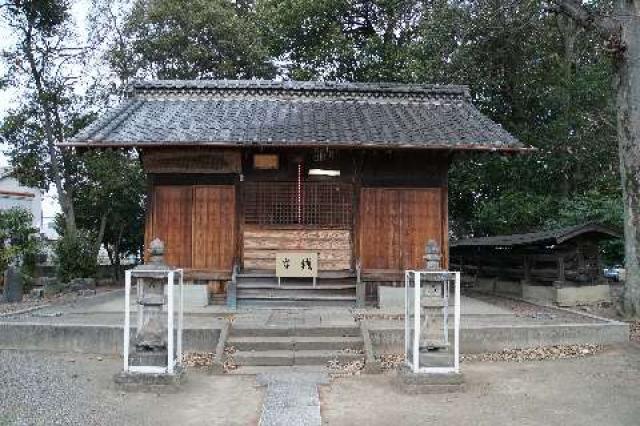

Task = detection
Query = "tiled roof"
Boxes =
[450,223,621,248]
[66,80,526,150]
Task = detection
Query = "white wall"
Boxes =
[0,169,43,231]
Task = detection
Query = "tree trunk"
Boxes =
[113,224,125,282]
[95,213,108,260]
[23,25,77,236]
[617,1,640,317]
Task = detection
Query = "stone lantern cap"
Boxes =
[132,238,173,278]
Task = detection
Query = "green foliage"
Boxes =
[114,0,275,80]
[73,149,146,264]
[257,0,465,81]
[548,192,624,264]
[0,208,39,273]
[548,192,623,231]
[470,192,557,237]
[54,231,97,283]
[0,208,40,291]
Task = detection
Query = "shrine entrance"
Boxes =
[241,181,354,272]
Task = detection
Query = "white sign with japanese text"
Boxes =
[275,252,318,278]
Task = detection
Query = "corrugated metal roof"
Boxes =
[450,223,621,248]
[66,80,527,150]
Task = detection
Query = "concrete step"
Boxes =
[231,325,361,338]
[238,270,356,279]
[232,349,364,366]
[237,289,356,300]
[237,299,356,308]
[227,336,364,351]
[226,365,328,375]
[295,350,364,366]
[237,282,356,290]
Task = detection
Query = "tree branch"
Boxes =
[551,0,620,38]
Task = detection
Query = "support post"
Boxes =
[124,270,131,373]
[177,270,183,366]
[413,272,420,373]
[167,270,174,374]
[454,272,460,373]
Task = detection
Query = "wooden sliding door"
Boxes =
[192,186,236,269]
[148,185,236,270]
[359,188,446,270]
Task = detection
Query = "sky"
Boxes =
[0,1,92,223]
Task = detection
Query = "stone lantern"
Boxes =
[115,238,185,390]
[131,238,171,365]
[398,240,462,392]
[419,240,448,363]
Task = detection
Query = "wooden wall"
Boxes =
[142,147,450,274]
[243,228,351,270]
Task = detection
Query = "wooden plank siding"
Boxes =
[359,188,446,271]
[147,185,235,270]
[243,228,351,271]
[192,186,236,270]
[150,186,193,267]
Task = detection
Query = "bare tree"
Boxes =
[551,0,640,317]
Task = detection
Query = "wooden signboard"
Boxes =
[253,154,279,170]
[276,252,318,286]
[143,149,241,174]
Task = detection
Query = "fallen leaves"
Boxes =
[461,344,603,363]
[327,358,365,378]
[629,320,640,343]
[182,352,215,368]
[377,353,405,370]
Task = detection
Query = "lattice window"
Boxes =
[243,181,352,228]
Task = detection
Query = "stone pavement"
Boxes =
[256,371,329,426]
[0,290,599,328]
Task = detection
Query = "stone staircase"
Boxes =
[227,324,364,367]
[236,270,357,307]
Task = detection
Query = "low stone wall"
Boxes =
[366,321,629,355]
[522,284,555,304]
[472,277,612,307]
[555,284,611,306]
[473,277,523,297]
[0,322,220,355]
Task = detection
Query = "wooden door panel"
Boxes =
[152,186,193,268]
[192,186,236,270]
[359,188,443,270]
[402,189,442,269]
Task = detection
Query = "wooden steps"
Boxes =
[236,271,357,307]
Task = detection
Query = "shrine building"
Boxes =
[66,80,526,307]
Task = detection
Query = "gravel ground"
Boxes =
[0,350,127,425]
[321,344,640,426]
[0,350,263,426]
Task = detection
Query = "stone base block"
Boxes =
[418,349,451,368]
[114,366,186,393]
[394,366,464,394]
[129,350,168,367]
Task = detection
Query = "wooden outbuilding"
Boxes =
[450,223,621,306]
[66,80,525,306]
